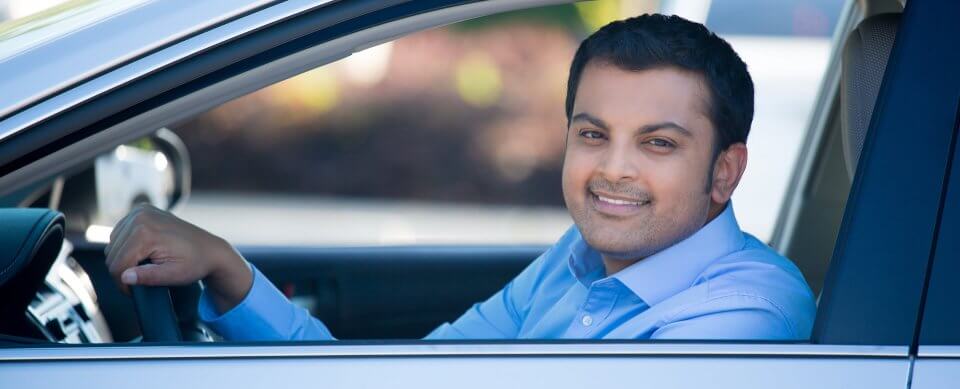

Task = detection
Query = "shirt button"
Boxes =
[581,315,593,326]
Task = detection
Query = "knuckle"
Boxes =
[129,224,152,241]
[130,210,146,224]
[107,259,123,276]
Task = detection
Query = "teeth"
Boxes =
[596,194,642,206]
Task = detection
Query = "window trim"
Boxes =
[915,101,960,346]
[0,0,948,351]
[812,0,960,346]
[0,342,908,362]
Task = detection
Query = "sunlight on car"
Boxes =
[84,224,111,243]
[0,0,149,61]
[341,41,394,86]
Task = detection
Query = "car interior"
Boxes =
[0,0,908,344]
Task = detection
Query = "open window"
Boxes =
[6,0,960,387]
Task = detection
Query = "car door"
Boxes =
[911,128,960,388]
[0,0,952,388]
[907,19,960,385]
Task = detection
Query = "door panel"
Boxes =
[909,348,960,389]
[0,344,909,389]
[72,244,542,341]
[242,245,543,339]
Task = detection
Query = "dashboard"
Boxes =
[26,239,112,343]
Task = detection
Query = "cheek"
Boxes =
[645,157,707,203]
[562,152,593,201]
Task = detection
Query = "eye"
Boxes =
[578,129,605,140]
[646,138,675,148]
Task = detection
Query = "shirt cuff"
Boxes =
[198,262,332,341]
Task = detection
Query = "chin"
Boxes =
[575,206,709,261]
[577,222,663,260]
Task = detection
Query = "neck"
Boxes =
[601,201,728,276]
[601,255,637,276]
[706,201,726,222]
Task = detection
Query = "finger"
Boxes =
[108,226,155,294]
[109,205,144,244]
[105,223,131,276]
[106,212,150,270]
[108,225,149,279]
[104,210,138,264]
[121,263,173,287]
[107,236,137,295]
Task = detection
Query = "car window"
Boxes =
[701,0,843,37]
[149,0,849,344]
[29,0,860,346]
[167,0,846,247]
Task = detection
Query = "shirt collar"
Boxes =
[567,203,746,306]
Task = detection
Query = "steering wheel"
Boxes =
[130,264,210,342]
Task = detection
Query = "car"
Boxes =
[0,0,958,388]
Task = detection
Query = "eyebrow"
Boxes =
[570,112,609,130]
[639,122,693,137]
[570,112,693,137]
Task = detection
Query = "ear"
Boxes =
[710,142,748,205]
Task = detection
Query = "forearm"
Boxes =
[198,264,335,341]
[202,239,254,314]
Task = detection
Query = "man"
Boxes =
[106,14,815,341]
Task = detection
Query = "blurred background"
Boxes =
[2,0,845,246]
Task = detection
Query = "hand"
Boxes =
[104,204,253,313]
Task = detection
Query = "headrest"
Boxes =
[841,13,901,178]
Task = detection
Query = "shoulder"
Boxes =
[661,234,817,339]
[506,225,581,291]
[530,224,583,272]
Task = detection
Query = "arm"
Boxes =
[198,264,335,341]
[651,294,802,340]
[200,256,539,341]
[203,249,552,341]
[425,247,554,340]
[104,205,335,341]
[425,282,524,339]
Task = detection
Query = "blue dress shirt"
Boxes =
[198,205,816,341]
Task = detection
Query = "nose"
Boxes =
[596,142,637,183]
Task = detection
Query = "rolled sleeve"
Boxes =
[198,264,335,341]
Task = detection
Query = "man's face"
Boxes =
[562,63,719,261]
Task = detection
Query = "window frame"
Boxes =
[0,0,944,356]
[812,0,960,346]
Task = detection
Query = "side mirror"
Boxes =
[150,128,191,212]
[58,129,191,240]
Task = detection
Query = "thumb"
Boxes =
[121,263,171,286]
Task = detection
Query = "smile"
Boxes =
[589,190,651,216]
[595,194,645,206]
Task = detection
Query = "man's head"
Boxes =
[562,14,753,265]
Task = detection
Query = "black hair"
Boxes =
[565,14,754,154]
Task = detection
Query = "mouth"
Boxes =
[588,189,651,217]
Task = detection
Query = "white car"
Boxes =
[0,1,958,388]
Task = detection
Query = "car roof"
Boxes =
[0,0,274,126]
